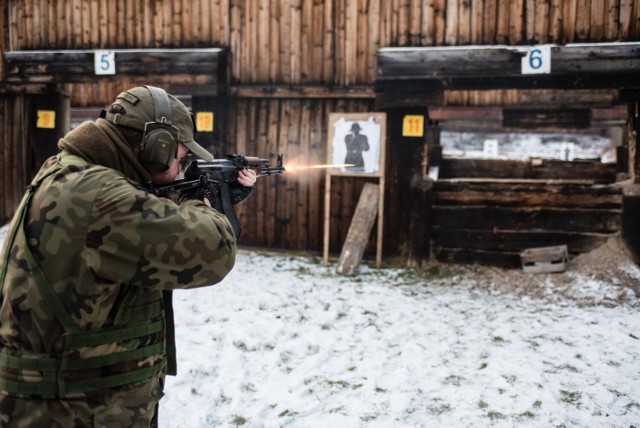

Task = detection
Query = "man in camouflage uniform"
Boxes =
[0,86,256,426]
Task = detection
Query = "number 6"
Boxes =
[529,49,543,69]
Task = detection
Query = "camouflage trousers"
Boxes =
[0,376,163,428]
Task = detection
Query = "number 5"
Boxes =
[94,51,115,75]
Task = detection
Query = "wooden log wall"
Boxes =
[2,0,640,260]
[432,180,623,267]
[225,97,376,252]
[4,1,640,98]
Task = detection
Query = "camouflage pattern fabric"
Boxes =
[0,150,237,426]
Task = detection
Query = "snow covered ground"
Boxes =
[161,249,639,428]
[1,225,639,428]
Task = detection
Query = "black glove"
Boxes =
[230,183,255,205]
[177,182,223,211]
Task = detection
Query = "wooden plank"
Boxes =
[503,107,591,128]
[439,158,617,183]
[432,229,611,253]
[533,0,550,43]
[172,0,182,44]
[604,0,621,39]
[619,0,633,38]
[444,0,458,44]
[125,0,135,45]
[218,0,231,45]
[301,0,313,83]
[200,0,211,43]
[432,206,621,233]
[434,247,522,268]
[241,98,258,240]
[433,182,623,209]
[4,49,225,84]
[23,0,33,48]
[269,0,281,82]
[55,0,66,48]
[162,0,172,44]
[525,0,535,41]
[458,0,472,44]
[397,0,410,45]
[575,0,591,41]
[246,0,257,82]
[229,84,374,98]
[296,100,311,248]
[357,0,369,83]
[590,0,606,40]
[434,0,445,44]
[311,0,325,81]
[335,0,347,85]
[483,0,497,43]
[375,43,640,90]
[99,0,110,47]
[286,99,301,247]
[422,0,436,45]
[323,0,334,82]
[547,0,562,41]
[409,0,422,45]
[562,0,578,42]
[495,0,510,44]
[266,100,280,247]
[280,0,292,84]
[252,99,269,245]
[470,0,484,43]
[230,0,241,80]
[308,101,325,249]
[508,0,523,43]
[182,0,193,45]
[336,183,379,276]
[34,0,43,47]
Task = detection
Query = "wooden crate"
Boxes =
[520,245,569,273]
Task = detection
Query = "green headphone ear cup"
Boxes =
[140,127,178,173]
[139,86,177,172]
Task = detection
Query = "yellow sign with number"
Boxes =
[402,114,424,137]
[37,110,56,129]
[196,112,214,132]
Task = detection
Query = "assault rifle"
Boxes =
[150,154,285,239]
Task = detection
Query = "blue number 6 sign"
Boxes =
[521,45,551,75]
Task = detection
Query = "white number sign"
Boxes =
[521,45,551,75]
[94,51,116,75]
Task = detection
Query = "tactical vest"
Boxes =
[0,156,172,399]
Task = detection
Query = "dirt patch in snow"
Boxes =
[445,235,640,308]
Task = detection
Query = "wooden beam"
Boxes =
[4,48,227,91]
[377,42,640,90]
[229,84,375,99]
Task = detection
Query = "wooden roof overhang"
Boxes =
[2,48,227,95]
[375,42,640,107]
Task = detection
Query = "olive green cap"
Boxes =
[105,86,214,161]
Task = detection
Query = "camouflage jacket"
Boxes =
[0,150,236,402]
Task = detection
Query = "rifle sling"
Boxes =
[219,183,242,240]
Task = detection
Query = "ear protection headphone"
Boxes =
[139,86,180,173]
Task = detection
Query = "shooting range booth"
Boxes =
[374,42,640,267]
